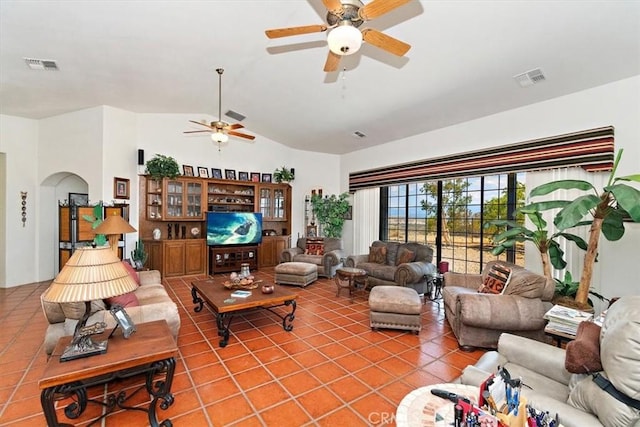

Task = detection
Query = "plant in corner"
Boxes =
[526,149,640,308]
[130,240,148,270]
[273,166,294,183]
[310,192,350,238]
[145,154,180,179]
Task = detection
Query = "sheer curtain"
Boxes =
[353,188,380,254]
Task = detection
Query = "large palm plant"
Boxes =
[526,149,640,307]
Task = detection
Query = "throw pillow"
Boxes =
[105,291,140,308]
[122,260,141,286]
[395,248,416,266]
[368,245,387,264]
[305,238,324,256]
[565,321,602,373]
[478,263,512,294]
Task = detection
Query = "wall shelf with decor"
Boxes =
[207,181,255,212]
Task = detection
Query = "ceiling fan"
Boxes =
[265,0,412,72]
[184,68,255,149]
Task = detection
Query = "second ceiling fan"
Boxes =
[184,68,255,149]
[265,0,412,72]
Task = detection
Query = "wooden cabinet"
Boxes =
[207,181,255,212]
[259,235,291,268]
[258,184,289,221]
[209,245,258,274]
[145,177,204,221]
[143,239,206,277]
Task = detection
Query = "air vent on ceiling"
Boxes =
[225,110,246,122]
[353,131,366,138]
[24,58,59,70]
[513,68,546,88]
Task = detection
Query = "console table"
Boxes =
[39,320,177,427]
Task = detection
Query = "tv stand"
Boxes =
[209,245,258,275]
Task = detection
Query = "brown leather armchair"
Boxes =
[443,260,555,351]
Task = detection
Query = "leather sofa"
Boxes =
[281,237,345,278]
[40,269,180,356]
[457,296,640,427]
[345,240,436,294]
[443,260,554,350]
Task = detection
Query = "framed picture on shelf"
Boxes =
[225,169,236,180]
[113,177,130,200]
[197,167,209,178]
[183,165,194,176]
[211,168,223,179]
[306,225,317,238]
[69,192,88,206]
[238,171,249,181]
[250,172,261,182]
[261,173,272,183]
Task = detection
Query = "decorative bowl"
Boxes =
[223,279,261,290]
[261,284,275,294]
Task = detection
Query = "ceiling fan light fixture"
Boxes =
[327,24,362,56]
[211,132,228,143]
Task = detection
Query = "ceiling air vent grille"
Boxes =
[513,68,545,87]
[225,110,246,122]
[353,131,366,138]
[24,58,59,70]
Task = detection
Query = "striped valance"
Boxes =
[349,126,614,191]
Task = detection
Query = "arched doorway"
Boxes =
[39,172,88,279]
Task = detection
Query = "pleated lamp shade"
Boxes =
[42,246,138,303]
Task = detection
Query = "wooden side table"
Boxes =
[334,267,368,300]
[39,320,177,427]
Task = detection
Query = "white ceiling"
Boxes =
[1,1,639,154]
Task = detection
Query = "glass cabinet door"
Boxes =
[165,180,183,218]
[146,178,163,220]
[273,188,285,220]
[260,188,272,219]
[186,181,202,218]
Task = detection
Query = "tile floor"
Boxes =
[0,268,485,426]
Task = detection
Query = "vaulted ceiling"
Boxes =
[1,1,639,154]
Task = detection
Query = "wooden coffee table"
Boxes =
[334,267,368,300]
[39,320,177,427]
[191,279,297,347]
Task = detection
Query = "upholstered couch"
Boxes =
[281,237,345,278]
[443,260,554,350]
[40,269,180,356]
[458,296,640,427]
[345,241,436,294]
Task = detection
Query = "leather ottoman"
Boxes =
[369,285,422,333]
[274,262,318,287]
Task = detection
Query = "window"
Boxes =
[381,173,525,274]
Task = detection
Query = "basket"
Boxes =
[223,279,261,290]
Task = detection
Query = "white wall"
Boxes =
[341,75,640,301]
[0,115,39,286]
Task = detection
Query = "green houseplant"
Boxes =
[310,192,350,238]
[145,154,180,179]
[81,202,107,246]
[273,166,294,183]
[526,149,640,308]
[130,240,148,269]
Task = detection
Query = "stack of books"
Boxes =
[544,304,593,336]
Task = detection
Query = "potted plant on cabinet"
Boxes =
[526,149,640,309]
[310,192,350,238]
[145,154,180,179]
[273,167,294,184]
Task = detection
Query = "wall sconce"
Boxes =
[20,191,27,227]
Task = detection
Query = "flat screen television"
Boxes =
[206,212,262,246]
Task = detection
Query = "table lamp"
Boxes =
[42,246,139,361]
[93,213,136,256]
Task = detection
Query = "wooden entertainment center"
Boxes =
[138,176,291,277]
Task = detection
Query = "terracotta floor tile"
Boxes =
[264,357,302,377]
[316,406,370,427]
[350,392,398,422]
[189,363,230,386]
[205,394,255,426]
[278,371,322,396]
[197,376,241,402]
[259,400,311,426]
[233,366,274,390]
[296,387,343,418]
[326,375,371,402]
[354,365,395,388]
[292,348,328,368]
[308,361,349,384]
[244,381,290,411]
[224,353,261,374]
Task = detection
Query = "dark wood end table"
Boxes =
[39,320,177,427]
[191,279,297,347]
[334,267,368,300]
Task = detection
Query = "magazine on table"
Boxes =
[230,290,252,298]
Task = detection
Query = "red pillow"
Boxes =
[122,261,141,286]
[106,291,140,308]
[565,321,602,373]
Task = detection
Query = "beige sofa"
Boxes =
[345,241,436,295]
[281,237,345,278]
[443,260,554,350]
[41,270,180,356]
[458,296,640,427]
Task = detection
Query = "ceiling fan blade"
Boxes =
[227,123,244,130]
[188,120,214,129]
[323,50,341,72]
[265,25,328,39]
[362,28,411,56]
[228,131,256,141]
[322,0,344,14]
[183,130,212,134]
[359,0,411,20]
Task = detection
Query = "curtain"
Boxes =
[353,188,380,254]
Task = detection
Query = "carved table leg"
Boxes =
[191,287,203,312]
[282,300,297,331]
[216,313,233,347]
